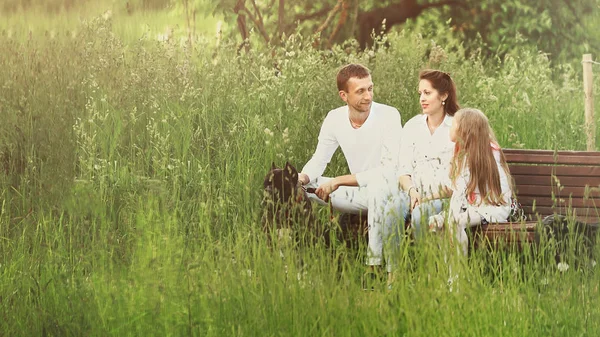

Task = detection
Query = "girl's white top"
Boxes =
[301,102,403,187]
[397,114,455,198]
[449,146,512,224]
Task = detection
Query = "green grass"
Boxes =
[1,11,600,336]
[0,0,224,44]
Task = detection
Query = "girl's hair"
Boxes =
[419,69,460,116]
[450,108,512,205]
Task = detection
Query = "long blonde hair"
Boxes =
[450,108,512,205]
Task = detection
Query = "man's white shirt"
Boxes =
[301,102,403,186]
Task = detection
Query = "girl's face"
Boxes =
[449,115,459,142]
[418,79,448,116]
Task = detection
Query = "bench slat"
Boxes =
[513,185,600,198]
[517,196,599,208]
[521,206,600,217]
[509,165,600,177]
[504,149,600,157]
[512,175,600,187]
[504,149,600,165]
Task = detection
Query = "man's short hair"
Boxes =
[336,64,371,92]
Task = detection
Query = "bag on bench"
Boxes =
[508,196,526,222]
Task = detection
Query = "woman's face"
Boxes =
[418,79,448,116]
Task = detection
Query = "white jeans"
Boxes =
[307,174,407,272]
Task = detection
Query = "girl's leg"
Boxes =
[453,208,482,255]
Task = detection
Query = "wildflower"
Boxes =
[557,262,569,272]
[264,128,274,137]
[102,10,113,21]
[282,127,289,143]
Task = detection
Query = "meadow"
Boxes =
[1,6,600,336]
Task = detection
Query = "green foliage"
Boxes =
[1,14,600,336]
[444,0,600,63]
[207,0,599,64]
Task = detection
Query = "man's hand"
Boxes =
[315,179,339,202]
[408,187,421,210]
[298,173,310,185]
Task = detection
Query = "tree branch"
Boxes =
[250,0,270,43]
[236,14,250,53]
[357,0,468,48]
[277,0,285,40]
[234,0,271,44]
[327,0,349,47]
[315,0,342,35]
[560,0,578,17]
[295,6,333,22]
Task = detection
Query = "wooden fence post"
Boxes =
[583,54,595,151]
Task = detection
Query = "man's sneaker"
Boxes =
[361,272,377,291]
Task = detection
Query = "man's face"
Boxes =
[340,76,373,113]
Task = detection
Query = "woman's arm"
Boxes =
[398,175,421,210]
[423,185,453,201]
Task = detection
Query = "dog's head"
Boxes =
[263,161,299,204]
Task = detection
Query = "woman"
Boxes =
[380,69,460,282]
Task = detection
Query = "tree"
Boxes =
[209,0,599,62]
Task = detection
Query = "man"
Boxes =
[298,63,404,281]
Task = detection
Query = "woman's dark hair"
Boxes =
[419,69,459,116]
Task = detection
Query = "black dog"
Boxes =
[536,214,599,267]
[261,162,316,245]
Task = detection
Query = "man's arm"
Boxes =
[300,113,339,185]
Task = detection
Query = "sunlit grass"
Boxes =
[0,1,223,43]
[0,10,599,336]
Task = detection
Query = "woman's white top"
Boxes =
[398,114,454,198]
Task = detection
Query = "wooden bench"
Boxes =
[472,148,600,247]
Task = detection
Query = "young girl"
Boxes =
[429,108,514,255]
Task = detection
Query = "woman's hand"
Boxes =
[316,179,339,202]
[408,187,421,210]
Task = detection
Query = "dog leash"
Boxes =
[303,186,317,194]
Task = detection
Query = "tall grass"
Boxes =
[0,14,599,336]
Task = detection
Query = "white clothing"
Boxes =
[301,102,403,187]
[398,114,454,198]
[301,102,403,268]
[448,147,512,255]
